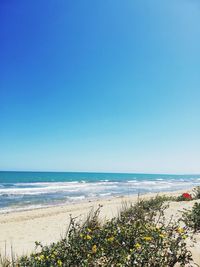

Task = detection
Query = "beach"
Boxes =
[0,189,200,265]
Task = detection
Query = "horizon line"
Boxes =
[0,170,200,176]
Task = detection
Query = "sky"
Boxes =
[0,0,200,174]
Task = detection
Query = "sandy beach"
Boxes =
[0,190,200,265]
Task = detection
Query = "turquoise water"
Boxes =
[0,171,200,213]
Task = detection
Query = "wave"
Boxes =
[1,179,200,196]
[1,177,200,213]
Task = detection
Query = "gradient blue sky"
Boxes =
[1,0,200,173]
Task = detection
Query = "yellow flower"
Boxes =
[134,243,141,249]
[177,227,184,234]
[57,260,62,266]
[87,228,92,232]
[182,235,187,239]
[159,234,165,238]
[143,236,152,241]
[107,236,114,242]
[39,255,45,260]
[92,244,97,253]
[80,233,83,238]
[86,234,92,240]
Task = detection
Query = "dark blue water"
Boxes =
[0,171,200,213]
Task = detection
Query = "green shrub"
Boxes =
[193,186,200,200]
[16,198,193,267]
[176,193,192,202]
[181,202,200,233]
[176,187,200,202]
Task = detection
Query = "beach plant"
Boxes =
[0,256,10,267]
[193,186,200,200]
[15,196,193,267]
[0,243,15,267]
[177,193,192,202]
[181,202,200,233]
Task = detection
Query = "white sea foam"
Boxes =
[0,204,48,214]
[13,181,80,187]
[1,179,200,197]
[99,193,112,197]
[67,195,85,201]
[1,177,200,213]
[0,182,90,195]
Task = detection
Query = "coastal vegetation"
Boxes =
[182,202,200,233]
[176,186,200,202]
[1,188,200,267]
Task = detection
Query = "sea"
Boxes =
[0,171,200,213]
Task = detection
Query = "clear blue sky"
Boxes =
[1,0,200,173]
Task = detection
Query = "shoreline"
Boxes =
[0,188,199,260]
[0,187,195,215]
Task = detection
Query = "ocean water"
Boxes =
[0,171,200,213]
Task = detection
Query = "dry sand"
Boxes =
[0,190,200,265]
